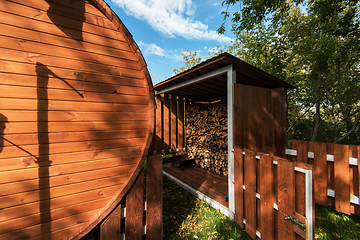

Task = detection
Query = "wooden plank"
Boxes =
[2,110,149,123]
[334,144,351,215]
[233,84,244,148]
[0,184,120,223]
[2,129,148,147]
[0,146,142,172]
[0,59,144,82]
[125,170,144,240]
[0,209,100,239]
[258,153,275,240]
[244,149,257,239]
[0,98,148,112]
[100,204,122,240]
[0,137,146,159]
[0,163,135,192]
[0,84,148,104]
[0,72,146,89]
[313,141,328,206]
[0,32,138,72]
[262,87,274,156]
[155,95,163,154]
[273,89,287,158]
[356,146,360,215]
[171,95,177,153]
[163,94,170,155]
[146,154,163,240]
[9,0,114,29]
[177,97,184,153]
[0,175,129,210]
[326,143,335,207]
[0,1,126,43]
[277,157,295,240]
[234,146,244,227]
[163,166,228,207]
[0,197,111,235]
[293,140,308,163]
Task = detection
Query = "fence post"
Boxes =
[146,154,163,239]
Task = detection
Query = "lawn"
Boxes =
[162,175,360,240]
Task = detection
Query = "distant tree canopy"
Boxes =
[175,0,360,145]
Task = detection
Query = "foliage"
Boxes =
[219,0,360,144]
[163,175,250,240]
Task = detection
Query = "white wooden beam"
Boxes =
[155,65,233,95]
[227,66,236,220]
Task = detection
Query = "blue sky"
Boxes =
[107,0,236,84]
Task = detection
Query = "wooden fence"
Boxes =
[86,154,163,240]
[149,94,187,156]
[234,147,314,240]
[289,140,360,216]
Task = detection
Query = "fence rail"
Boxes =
[289,140,360,216]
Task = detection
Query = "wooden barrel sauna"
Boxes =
[0,0,154,239]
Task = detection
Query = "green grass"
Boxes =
[163,174,360,240]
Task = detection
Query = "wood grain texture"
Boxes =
[234,147,244,228]
[244,149,257,239]
[100,204,122,240]
[146,154,163,240]
[0,0,154,239]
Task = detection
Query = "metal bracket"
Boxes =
[285,215,306,232]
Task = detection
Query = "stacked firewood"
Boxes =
[185,101,228,176]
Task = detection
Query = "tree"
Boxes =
[219,0,360,144]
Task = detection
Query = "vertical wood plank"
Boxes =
[277,158,295,240]
[234,147,244,228]
[334,144,351,215]
[177,97,184,154]
[244,149,257,239]
[259,153,275,240]
[233,84,245,149]
[327,143,335,207]
[155,95,163,154]
[272,89,287,158]
[163,94,170,155]
[100,204,121,240]
[263,88,274,157]
[313,142,328,206]
[356,146,360,215]
[125,170,144,240]
[146,154,163,240]
[171,95,177,154]
[294,140,308,163]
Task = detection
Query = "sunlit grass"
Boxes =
[163,174,360,240]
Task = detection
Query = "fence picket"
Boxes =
[163,93,170,155]
[259,153,275,240]
[244,149,257,239]
[171,95,177,153]
[313,142,328,206]
[334,144,351,215]
[234,147,244,228]
[125,170,144,240]
[277,158,295,240]
[178,97,184,153]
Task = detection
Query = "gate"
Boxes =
[234,147,314,240]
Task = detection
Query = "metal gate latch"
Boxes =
[285,215,306,231]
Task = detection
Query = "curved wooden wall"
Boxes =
[0,0,154,239]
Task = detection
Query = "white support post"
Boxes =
[227,65,236,220]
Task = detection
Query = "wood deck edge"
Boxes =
[162,171,230,217]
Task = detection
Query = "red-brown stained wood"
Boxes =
[0,0,154,239]
[125,170,144,240]
[277,157,295,240]
[244,149,257,239]
[171,95,178,153]
[100,204,122,240]
[163,94,170,155]
[313,141,328,206]
[177,97,185,153]
[356,146,360,215]
[146,154,163,240]
[259,153,275,240]
[234,147,244,228]
[155,95,163,154]
[334,144,351,215]
[293,140,308,163]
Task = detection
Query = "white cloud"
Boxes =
[138,41,166,56]
[111,0,232,42]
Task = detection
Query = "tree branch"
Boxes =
[334,110,360,143]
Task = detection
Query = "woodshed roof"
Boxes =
[154,52,294,101]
